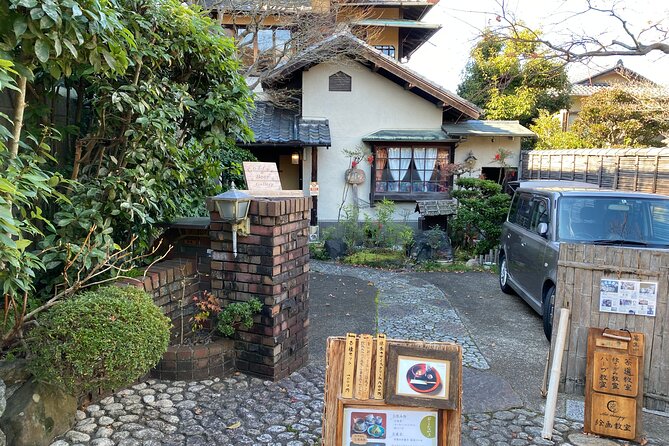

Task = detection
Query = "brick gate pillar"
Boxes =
[208,197,312,380]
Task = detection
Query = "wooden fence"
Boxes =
[520,148,669,195]
[553,244,669,412]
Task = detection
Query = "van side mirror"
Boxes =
[537,222,549,237]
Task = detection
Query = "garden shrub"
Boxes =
[27,286,170,394]
[450,178,511,255]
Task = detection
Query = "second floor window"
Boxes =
[374,45,396,58]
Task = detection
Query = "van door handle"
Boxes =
[520,242,526,247]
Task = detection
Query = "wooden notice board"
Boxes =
[323,335,462,446]
[585,328,644,441]
[242,162,304,197]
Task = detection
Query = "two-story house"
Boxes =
[208,0,535,231]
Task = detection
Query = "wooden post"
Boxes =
[542,308,570,440]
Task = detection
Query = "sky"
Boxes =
[406,0,669,93]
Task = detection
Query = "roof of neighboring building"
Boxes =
[574,60,655,86]
[266,32,481,119]
[203,0,312,11]
[441,120,536,137]
[362,129,458,142]
[570,83,669,97]
[245,101,331,146]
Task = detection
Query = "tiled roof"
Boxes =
[362,129,457,142]
[267,32,481,119]
[442,120,536,137]
[246,102,331,146]
[570,83,669,97]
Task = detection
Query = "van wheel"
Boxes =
[542,285,556,341]
[498,254,514,294]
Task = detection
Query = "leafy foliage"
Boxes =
[530,110,587,150]
[27,286,170,394]
[450,178,510,255]
[217,298,263,337]
[457,29,570,126]
[571,88,669,148]
[0,0,253,349]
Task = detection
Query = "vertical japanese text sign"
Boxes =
[584,328,644,441]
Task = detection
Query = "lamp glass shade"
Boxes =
[237,200,250,220]
[215,200,237,221]
[291,152,300,164]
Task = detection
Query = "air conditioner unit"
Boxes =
[309,225,320,243]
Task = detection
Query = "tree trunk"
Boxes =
[9,76,27,159]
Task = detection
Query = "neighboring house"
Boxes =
[561,60,667,131]
[210,0,535,229]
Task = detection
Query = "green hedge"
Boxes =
[27,286,170,394]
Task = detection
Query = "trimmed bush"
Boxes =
[27,286,170,394]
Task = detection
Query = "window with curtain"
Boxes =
[373,146,452,198]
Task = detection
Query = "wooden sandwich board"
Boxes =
[584,328,644,442]
[323,335,462,446]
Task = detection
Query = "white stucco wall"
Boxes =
[300,61,444,225]
[455,136,522,181]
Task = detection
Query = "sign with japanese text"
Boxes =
[342,407,438,446]
[326,335,462,446]
[585,328,644,441]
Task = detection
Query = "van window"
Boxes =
[509,193,533,229]
[529,198,549,233]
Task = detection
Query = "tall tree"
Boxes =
[457,28,570,126]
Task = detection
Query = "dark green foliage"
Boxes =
[27,286,170,394]
[450,178,510,255]
[217,298,263,337]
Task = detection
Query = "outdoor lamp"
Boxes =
[211,182,252,258]
[291,151,300,164]
[464,152,477,171]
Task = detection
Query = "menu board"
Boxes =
[342,407,438,446]
[599,278,657,316]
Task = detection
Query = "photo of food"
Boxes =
[396,356,449,399]
[349,412,386,440]
[406,363,441,394]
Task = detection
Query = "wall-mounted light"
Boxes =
[464,152,477,171]
[211,182,252,258]
[291,151,300,165]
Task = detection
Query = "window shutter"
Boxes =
[329,71,351,92]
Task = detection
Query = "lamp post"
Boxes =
[211,182,252,258]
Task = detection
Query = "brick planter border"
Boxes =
[150,338,235,381]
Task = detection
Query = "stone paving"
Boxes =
[311,262,489,370]
[53,263,663,446]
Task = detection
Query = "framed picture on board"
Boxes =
[384,345,460,410]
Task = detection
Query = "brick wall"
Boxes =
[209,197,312,381]
[118,258,201,343]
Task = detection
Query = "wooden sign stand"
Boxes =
[323,335,462,446]
[584,328,645,442]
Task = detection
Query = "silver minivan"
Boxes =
[499,181,669,339]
